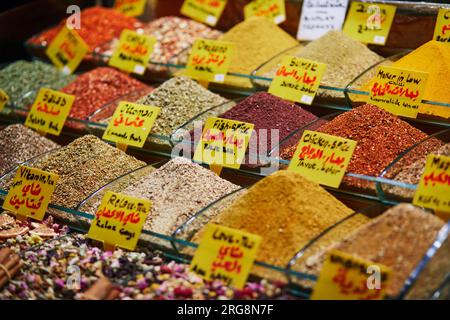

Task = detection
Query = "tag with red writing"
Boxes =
[109,29,156,75]
[268,55,326,105]
[287,130,357,188]
[114,0,147,17]
[433,9,450,44]
[368,66,428,118]
[184,39,234,83]
[311,249,391,300]
[180,0,227,26]
[244,0,286,25]
[190,224,262,289]
[87,191,151,251]
[46,26,89,74]
[413,154,450,214]
[3,166,59,221]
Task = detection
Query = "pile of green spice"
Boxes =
[259,31,383,98]
[0,60,75,108]
[0,124,59,177]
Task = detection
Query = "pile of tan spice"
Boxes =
[0,124,59,177]
[192,170,370,279]
[258,31,383,98]
[219,17,299,89]
[297,204,445,298]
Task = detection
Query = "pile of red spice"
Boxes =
[27,6,142,52]
[61,67,151,120]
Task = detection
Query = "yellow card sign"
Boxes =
[25,88,75,136]
[46,26,89,74]
[288,130,357,188]
[342,2,396,45]
[109,29,156,75]
[268,55,327,105]
[193,117,254,169]
[433,9,450,44]
[190,224,261,289]
[3,166,58,221]
[244,0,286,25]
[180,0,227,26]
[413,154,450,213]
[114,0,147,17]
[184,39,234,83]
[87,191,151,251]
[102,101,160,148]
[0,89,8,112]
[311,250,391,300]
[369,66,428,118]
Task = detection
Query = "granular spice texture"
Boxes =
[0,124,59,177]
[0,60,75,108]
[61,67,150,120]
[193,170,366,278]
[27,6,142,52]
[300,204,445,297]
[219,17,299,88]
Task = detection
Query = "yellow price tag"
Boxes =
[180,0,227,26]
[184,39,234,83]
[311,249,391,300]
[108,29,156,75]
[102,101,160,148]
[413,154,450,213]
[244,0,286,25]
[268,55,327,105]
[45,26,89,74]
[287,130,357,188]
[193,117,254,170]
[114,0,147,17]
[190,224,261,289]
[2,166,59,221]
[368,66,428,118]
[25,88,75,136]
[342,2,396,45]
[0,89,9,112]
[87,191,151,251]
[433,9,450,44]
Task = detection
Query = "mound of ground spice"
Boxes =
[0,124,59,177]
[192,170,369,279]
[61,67,150,121]
[300,204,445,298]
[27,6,142,52]
[283,104,443,189]
[219,17,299,89]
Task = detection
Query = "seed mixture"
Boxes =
[0,60,75,108]
[0,124,59,177]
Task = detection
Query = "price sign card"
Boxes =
[369,66,428,118]
[297,0,349,41]
[193,117,254,169]
[413,154,450,213]
[0,89,8,112]
[102,102,160,148]
[25,88,75,136]
[311,249,391,300]
[114,0,147,17]
[190,224,261,289]
[181,0,227,26]
[342,2,396,45]
[287,130,357,188]
[3,166,59,221]
[87,191,151,251]
[268,55,326,105]
[244,0,286,25]
[109,29,156,75]
[184,39,234,83]
[46,26,89,74]
[433,9,450,44]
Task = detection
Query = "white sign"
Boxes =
[297,0,349,41]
